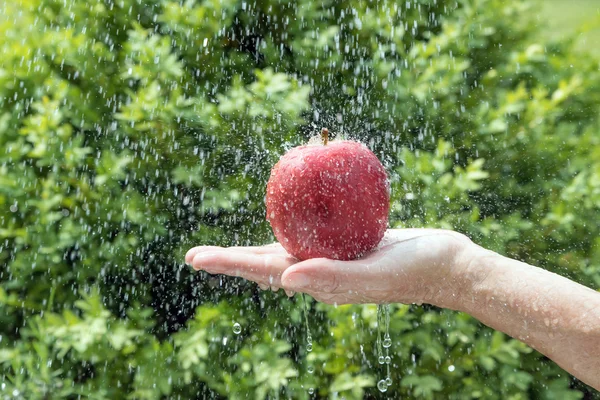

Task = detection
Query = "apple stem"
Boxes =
[321,128,329,145]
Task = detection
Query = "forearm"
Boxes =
[447,244,600,390]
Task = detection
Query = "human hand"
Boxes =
[185,229,473,307]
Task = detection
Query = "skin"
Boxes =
[185,229,600,391]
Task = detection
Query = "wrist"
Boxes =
[431,237,497,311]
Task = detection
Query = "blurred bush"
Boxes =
[1,0,599,398]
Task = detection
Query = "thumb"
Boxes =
[281,258,356,293]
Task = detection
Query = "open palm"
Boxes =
[185,229,471,306]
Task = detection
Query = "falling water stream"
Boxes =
[301,296,392,394]
[377,304,393,392]
[301,293,315,395]
[301,293,313,353]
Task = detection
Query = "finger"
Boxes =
[186,246,220,263]
[234,243,287,255]
[185,243,286,264]
[192,250,297,287]
[280,257,387,294]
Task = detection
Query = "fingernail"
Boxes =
[286,273,311,289]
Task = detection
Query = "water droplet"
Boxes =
[378,355,385,364]
[307,366,314,374]
[385,356,391,364]
[377,380,388,392]
[383,336,392,348]
[306,343,313,352]
[308,388,314,395]
[448,365,455,372]
[232,322,241,334]
[385,377,392,386]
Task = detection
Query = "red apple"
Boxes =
[266,129,390,261]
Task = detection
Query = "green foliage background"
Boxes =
[1,0,599,398]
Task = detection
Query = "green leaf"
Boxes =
[401,375,443,398]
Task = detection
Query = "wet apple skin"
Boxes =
[266,140,390,261]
